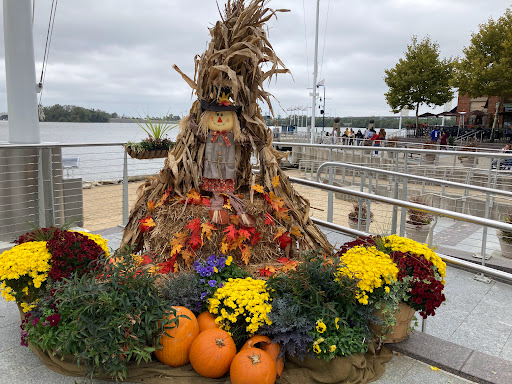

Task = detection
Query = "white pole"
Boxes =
[3,0,40,144]
[310,0,320,144]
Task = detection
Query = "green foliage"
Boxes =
[41,104,114,123]
[264,251,373,360]
[384,36,454,129]
[23,255,179,381]
[501,210,512,244]
[125,138,174,152]
[160,272,204,313]
[453,8,512,131]
[133,115,177,140]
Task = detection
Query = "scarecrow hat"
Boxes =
[200,87,241,112]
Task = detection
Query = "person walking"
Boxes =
[371,129,381,155]
[355,129,364,146]
[430,127,439,143]
[439,131,448,150]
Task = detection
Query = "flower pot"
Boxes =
[498,231,512,259]
[125,146,169,159]
[405,222,431,244]
[348,219,368,231]
[370,303,415,343]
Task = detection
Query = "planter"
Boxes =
[498,231,512,259]
[125,146,169,159]
[348,219,369,231]
[370,303,415,343]
[405,222,431,244]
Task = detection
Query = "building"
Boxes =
[456,95,512,129]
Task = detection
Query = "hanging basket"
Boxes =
[370,303,415,343]
[125,145,169,159]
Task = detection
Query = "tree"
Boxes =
[453,8,512,140]
[384,36,454,132]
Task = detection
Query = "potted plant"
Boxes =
[348,201,374,231]
[458,141,479,166]
[337,234,446,343]
[405,195,433,244]
[422,140,437,164]
[448,135,455,149]
[497,210,512,259]
[124,115,177,159]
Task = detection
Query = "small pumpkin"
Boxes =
[189,328,236,378]
[154,306,199,367]
[230,347,277,384]
[242,335,284,377]
[197,311,220,333]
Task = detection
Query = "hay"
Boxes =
[122,0,334,258]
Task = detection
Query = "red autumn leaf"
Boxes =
[238,227,252,241]
[264,214,274,226]
[277,232,292,249]
[141,255,154,265]
[224,224,238,241]
[138,216,156,232]
[185,218,202,233]
[187,232,203,251]
[277,257,293,265]
[259,268,272,277]
[201,197,211,207]
[274,207,290,221]
[158,254,177,274]
[250,231,262,246]
[186,188,202,205]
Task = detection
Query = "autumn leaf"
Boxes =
[220,240,229,254]
[272,227,286,241]
[290,226,303,237]
[277,257,293,264]
[251,184,264,193]
[141,254,154,265]
[271,175,280,187]
[274,207,290,221]
[238,226,255,241]
[241,245,251,264]
[250,231,262,246]
[185,218,202,234]
[181,249,195,266]
[264,214,274,226]
[230,215,240,226]
[201,197,211,207]
[186,188,202,205]
[157,254,177,274]
[281,261,298,272]
[169,231,188,256]
[147,200,156,212]
[201,221,217,241]
[259,268,273,277]
[277,232,292,249]
[138,216,156,232]
[187,231,203,251]
[224,224,238,241]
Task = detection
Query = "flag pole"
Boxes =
[310,0,320,144]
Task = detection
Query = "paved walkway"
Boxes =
[1,226,511,383]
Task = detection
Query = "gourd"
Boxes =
[197,311,219,333]
[189,328,236,378]
[154,306,199,367]
[230,347,277,384]
[242,335,284,377]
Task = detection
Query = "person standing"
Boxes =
[439,131,448,149]
[430,127,439,143]
[371,129,380,155]
[355,129,364,146]
[333,117,341,138]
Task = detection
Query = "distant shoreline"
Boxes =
[109,118,180,124]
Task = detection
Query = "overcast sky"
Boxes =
[1,0,511,118]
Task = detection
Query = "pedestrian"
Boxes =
[364,126,374,146]
[378,128,386,147]
[332,129,338,144]
[333,117,341,138]
[348,128,355,145]
[492,144,512,169]
[355,129,364,146]
[371,129,380,155]
[439,131,448,149]
[430,127,439,143]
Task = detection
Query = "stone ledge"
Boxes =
[388,331,512,384]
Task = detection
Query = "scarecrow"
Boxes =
[122,0,333,267]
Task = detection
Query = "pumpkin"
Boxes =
[230,347,277,384]
[242,335,284,377]
[189,328,236,378]
[197,311,220,333]
[154,306,199,367]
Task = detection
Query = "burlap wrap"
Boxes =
[28,342,392,384]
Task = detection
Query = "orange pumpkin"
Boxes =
[197,311,220,333]
[242,335,284,377]
[189,328,236,378]
[230,347,277,384]
[154,306,199,367]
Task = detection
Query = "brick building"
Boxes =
[456,94,512,130]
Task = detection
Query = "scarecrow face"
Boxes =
[208,111,235,132]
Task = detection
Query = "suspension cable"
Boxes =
[302,0,310,87]
[319,0,331,82]
[39,0,59,105]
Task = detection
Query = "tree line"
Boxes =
[41,104,118,122]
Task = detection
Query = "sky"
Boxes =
[0,0,511,119]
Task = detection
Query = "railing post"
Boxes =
[122,149,129,227]
[38,147,46,227]
[358,172,366,231]
[327,148,333,223]
[366,174,372,232]
[47,148,55,227]
[399,176,408,237]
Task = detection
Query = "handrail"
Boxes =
[273,141,512,158]
[288,176,512,232]
[311,218,512,284]
[0,142,126,148]
[315,162,512,199]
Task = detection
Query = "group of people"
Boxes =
[330,119,386,150]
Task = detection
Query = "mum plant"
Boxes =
[263,252,373,361]
[0,227,108,312]
[22,250,179,381]
[338,234,446,327]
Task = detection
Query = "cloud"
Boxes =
[0,0,510,117]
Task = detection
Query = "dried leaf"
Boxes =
[201,221,217,241]
[181,249,195,266]
[290,226,303,237]
[169,231,188,256]
[251,184,264,193]
[271,175,280,187]
[241,245,251,264]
